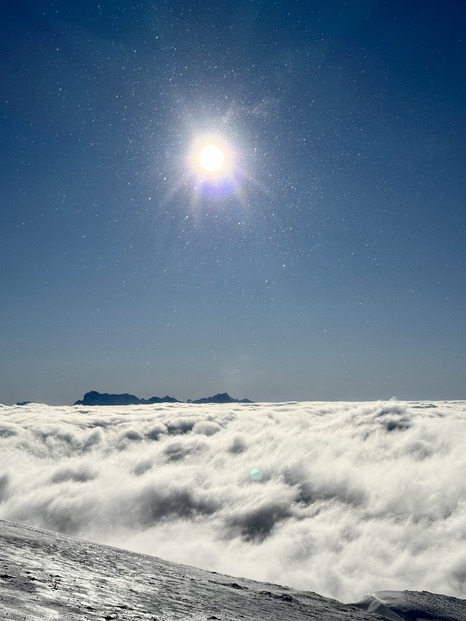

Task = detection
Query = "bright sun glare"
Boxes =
[182,132,246,200]
[198,144,225,172]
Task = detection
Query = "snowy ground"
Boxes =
[1,400,465,603]
[2,519,466,620]
[0,519,378,620]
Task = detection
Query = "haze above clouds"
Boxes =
[1,400,465,602]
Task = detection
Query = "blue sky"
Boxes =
[1,0,465,404]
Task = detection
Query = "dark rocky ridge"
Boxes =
[74,391,179,406]
[190,392,253,404]
[74,390,252,406]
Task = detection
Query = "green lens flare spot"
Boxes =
[250,468,262,481]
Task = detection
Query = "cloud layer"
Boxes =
[1,400,465,601]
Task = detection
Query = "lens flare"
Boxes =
[250,468,262,481]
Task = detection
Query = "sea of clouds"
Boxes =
[1,400,465,602]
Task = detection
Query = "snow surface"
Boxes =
[2,519,465,620]
[1,400,465,603]
[353,590,466,620]
[0,519,378,620]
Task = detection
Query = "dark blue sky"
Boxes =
[1,0,465,404]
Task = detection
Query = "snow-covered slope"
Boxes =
[352,590,466,620]
[1,519,376,620]
[1,520,465,621]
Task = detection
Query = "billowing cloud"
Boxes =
[0,400,465,602]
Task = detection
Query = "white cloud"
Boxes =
[0,400,465,602]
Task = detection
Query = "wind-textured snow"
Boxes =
[1,519,381,620]
[2,519,465,620]
[353,590,466,620]
[1,400,465,602]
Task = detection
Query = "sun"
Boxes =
[181,132,247,201]
[199,144,225,172]
[161,129,261,208]
[189,135,232,180]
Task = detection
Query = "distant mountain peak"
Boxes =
[73,390,252,406]
[74,391,179,406]
[190,392,253,404]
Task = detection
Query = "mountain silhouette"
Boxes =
[74,391,179,406]
[74,391,252,406]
